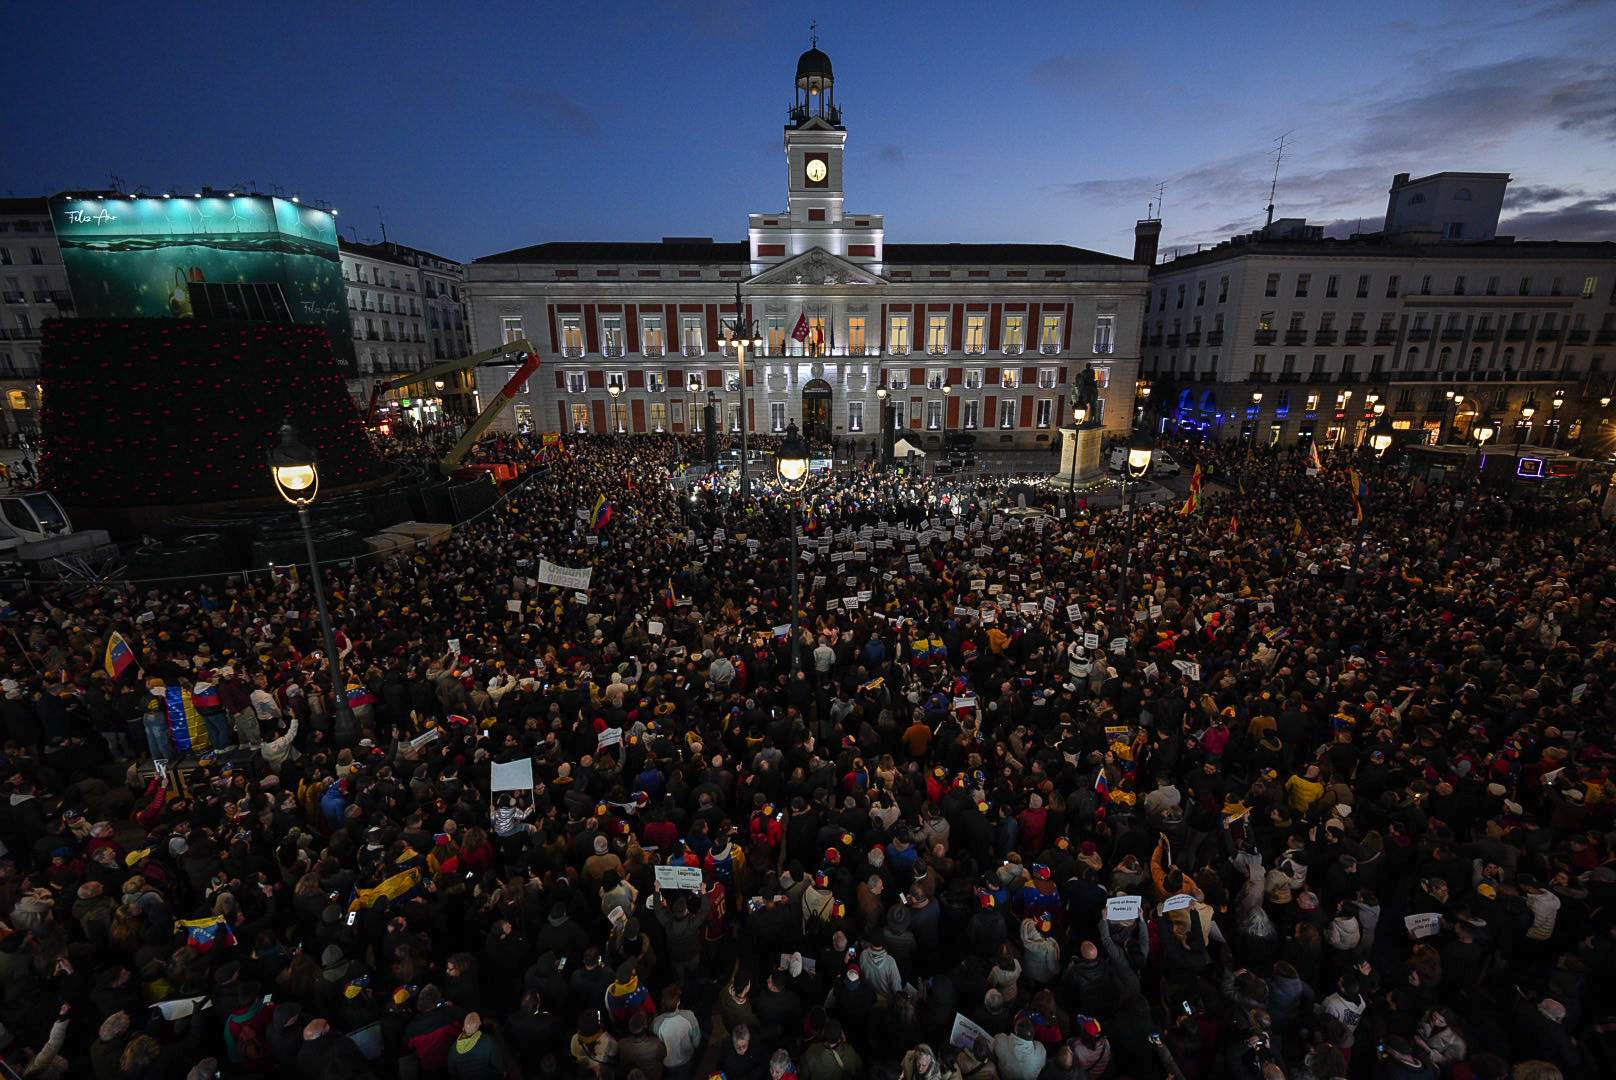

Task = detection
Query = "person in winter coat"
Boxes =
[898,1041,945,1080]
[991,1019,1046,1080]
[858,939,903,998]
[444,1012,512,1080]
[800,1019,863,1080]
[1019,917,1060,986]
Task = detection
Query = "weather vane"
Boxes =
[810,20,818,48]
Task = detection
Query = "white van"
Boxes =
[1108,447,1182,477]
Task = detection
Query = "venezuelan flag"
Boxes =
[104,632,136,680]
[191,683,222,711]
[347,683,377,709]
[589,494,614,532]
[164,686,210,755]
[351,866,423,911]
[177,915,236,953]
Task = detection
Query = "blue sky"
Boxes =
[7,0,1614,262]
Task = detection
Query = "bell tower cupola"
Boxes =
[784,28,847,225]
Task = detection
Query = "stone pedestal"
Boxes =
[1052,426,1104,489]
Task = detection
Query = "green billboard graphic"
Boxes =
[49,195,353,360]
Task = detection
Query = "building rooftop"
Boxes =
[0,197,50,215]
[1155,234,1616,272]
[474,238,1132,267]
[340,237,462,269]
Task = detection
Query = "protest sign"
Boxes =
[1106,895,1143,921]
[490,758,534,793]
[1404,912,1441,939]
[536,559,593,592]
[949,1013,991,1052]
[654,865,704,891]
[1162,893,1195,912]
[596,728,623,750]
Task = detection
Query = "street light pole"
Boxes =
[1444,415,1496,562]
[268,423,349,741]
[775,423,809,680]
[1115,423,1154,617]
[721,280,764,501]
[1068,402,1089,505]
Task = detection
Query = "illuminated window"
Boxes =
[1040,314,1062,354]
[998,399,1016,428]
[570,403,590,432]
[964,315,986,354]
[560,317,584,357]
[766,317,785,356]
[687,371,705,392]
[641,316,665,357]
[1003,314,1025,353]
[601,316,625,357]
[1000,369,1020,389]
[648,402,667,431]
[565,371,586,394]
[889,314,910,355]
[1258,312,1274,332]
[927,314,948,355]
[1035,398,1053,428]
[847,316,866,356]
[962,399,980,429]
[771,401,786,432]
[1093,315,1114,354]
[500,316,524,344]
[1584,276,1599,299]
[646,371,666,393]
[680,316,704,356]
[926,400,943,430]
[6,390,26,410]
[887,370,908,391]
[964,369,983,390]
[605,371,626,393]
[1037,367,1057,389]
[847,401,864,432]
[927,369,945,390]
[1092,366,1110,389]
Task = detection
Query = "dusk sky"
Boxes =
[8,0,1615,264]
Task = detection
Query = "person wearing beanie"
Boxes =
[91,1011,131,1080]
[443,1012,512,1080]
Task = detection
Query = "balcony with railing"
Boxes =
[1374,329,1398,345]
[1205,330,1223,346]
[1147,333,1162,346]
[1343,329,1367,345]
[1183,332,1201,347]
[1597,330,1616,345]
[1253,329,1276,345]
[1198,370,1219,383]
[1276,371,1300,383]
[1314,330,1337,345]
[1248,371,1271,383]
[1407,329,1431,342]
[1505,327,1528,341]
[1470,328,1496,342]
[1536,326,1560,340]
[1164,334,1180,348]
[1,292,23,305]
[1440,328,1464,342]
[1566,329,1590,343]
[1284,330,1308,345]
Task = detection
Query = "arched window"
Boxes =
[1469,347,1483,368]
[1406,346,1420,369]
[1201,390,1218,413]
[1178,388,1193,411]
[1438,347,1452,370]
[1532,347,1547,370]
[1501,347,1515,373]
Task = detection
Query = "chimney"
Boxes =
[1391,172,1409,189]
[1133,219,1162,266]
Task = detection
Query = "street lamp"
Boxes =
[1068,402,1089,497]
[267,423,349,742]
[1551,387,1565,447]
[774,421,810,680]
[877,386,894,468]
[608,382,624,432]
[1369,410,1393,456]
[1115,422,1154,617]
[719,281,764,499]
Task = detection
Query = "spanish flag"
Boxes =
[1179,464,1202,516]
[104,631,137,680]
[590,494,614,532]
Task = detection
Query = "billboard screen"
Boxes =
[49,195,352,362]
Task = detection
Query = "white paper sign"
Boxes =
[1404,912,1441,939]
[490,757,534,792]
[1143,662,1159,680]
[1172,659,1201,681]
[408,728,440,751]
[969,578,987,592]
[773,624,791,638]
[536,559,593,592]
[648,620,665,637]
[654,865,704,891]
[1110,637,1128,655]
[1106,895,1144,921]
[1043,597,1057,614]
[1162,893,1195,912]
[506,599,523,613]
[447,638,460,655]
[1084,633,1100,650]
[1067,604,1082,621]
[949,1012,992,1052]
[597,728,623,750]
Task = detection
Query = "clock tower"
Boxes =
[748,38,883,269]
[785,39,845,224]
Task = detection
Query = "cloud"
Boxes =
[876,144,906,166]
[1502,195,1616,240]
[1503,184,1582,209]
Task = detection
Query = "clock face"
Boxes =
[805,157,827,184]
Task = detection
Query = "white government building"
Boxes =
[465,44,1149,451]
[1142,171,1616,449]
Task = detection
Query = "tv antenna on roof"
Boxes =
[376,205,389,244]
[1153,181,1166,221]
[1265,132,1291,228]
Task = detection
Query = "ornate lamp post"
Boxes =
[719,282,764,499]
[268,423,348,739]
[1115,422,1154,617]
[774,422,810,679]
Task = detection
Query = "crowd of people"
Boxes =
[0,427,1611,1080]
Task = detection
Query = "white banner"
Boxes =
[536,559,593,592]
[1106,895,1143,921]
[949,1013,992,1052]
[1404,912,1441,939]
[490,758,534,792]
[1161,893,1195,912]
